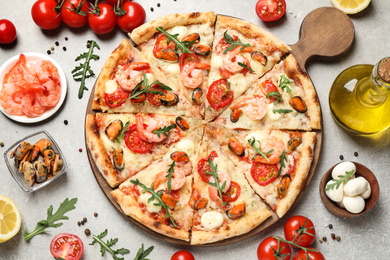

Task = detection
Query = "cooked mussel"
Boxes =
[287,137,302,152]
[105,120,123,141]
[12,142,32,160]
[194,45,211,56]
[228,136,245,157]
[194,197,208,210]
[34,159,48,183]
[18,147,34,173]
[34,138,52,152]
[251,51,267,66]
[130,93,146,105]
[159,190,176,209]
[192,87,203,105]
[182,33,200,44]
[42,146,56,172]
[289,96,307,113]
[154,48,179,63]
[112,149,125,171]
[277,174,291,199]
[227,202,245,219]
[31,145,41,162]
[22,161,36,187]
[175,116,190,130]
[230,109,243,123]
[161,93,179,106]
[171,151,189,163]
[52,154,63,176]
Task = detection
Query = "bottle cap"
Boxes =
[378,57,390,83]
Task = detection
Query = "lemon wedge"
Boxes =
[0,196,22,243]
[331,0,371,14]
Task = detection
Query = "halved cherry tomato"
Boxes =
[61,0,89,28]
[285,154,296,176]
[215,35,238,54]
[222,181,241,203]
[261,80,280,103]
[197,150,218,183]
[124,124,154,153]
[206,78,234,110]
[284,215,316,248]
[50,233,84,260]
[179,52,199,69]
[251,162,278,186]
[104,87,130,108]
[31,0,62,30]
[147,84,167,106]
[293,248,324,260]
[88,2,117,35]
[255,0,287,22]
[257,236,291,260]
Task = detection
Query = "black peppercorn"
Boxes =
[150,7,154,11]
[354,151,359,157]
[84,229,91,236]
[331,233,336,240]
[323,236,327,242]
[77,221,81,226]
[328,224,333,229]
[63,46,67,51]
[65,37,68,41]
[83,217,87,222]
[64,120,68,125]
[55,41,59,46]
[339,155,344,160]
[157,3,161,7]
[94,212,98,217]
[47,50,51,55]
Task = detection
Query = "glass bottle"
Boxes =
[329,57,390,135]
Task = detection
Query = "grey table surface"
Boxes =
[1,0,389,259]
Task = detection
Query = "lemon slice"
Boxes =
[0,196,22,243]
[331,0,371,14]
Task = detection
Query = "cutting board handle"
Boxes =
[289,7,354,72]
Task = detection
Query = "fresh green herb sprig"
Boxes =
[116,120,131,143]
[156,27,194,54]
[248,137,273,162]
[277,151,288,178]
[273,236,318,259]
[130,179,177,227]
[279,74,293,92]
[24,198,77,241]
[325,170,355,191]
[238,62,254,73]
[206,159,227,206]
[223,31,251,54]
[166,161,176,192]
[90,229,130,260]
[266,91,283,105]
[72,40,100,99]
[134,244,154,260]
[273,109,293,114]
[153,124,177,138]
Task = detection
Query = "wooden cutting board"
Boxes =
[85,7,354,246]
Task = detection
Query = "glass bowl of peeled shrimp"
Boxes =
[0,52,67,123]
[4,131,68,192]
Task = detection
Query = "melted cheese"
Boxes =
[145,73,155,83]
[176,139,195,157]
[201,211,224,230]
[165,64,180,75]
[139,192,162,213]
[167,26,188,41]
[105,80,118,94]
[213,156,234,175]
[246,131,267,143]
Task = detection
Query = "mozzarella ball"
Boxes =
[344,177,369,196]
[325,179,344,202]
[201,211,224,230]
[332,161,356,180]
[359,177,372,199]
[343,195,365,214]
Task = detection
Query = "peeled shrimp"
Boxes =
[223,47,249,74]
[36,77,61,107]
[116,63,149,92]
[230,96,267,121]
[254,136,285,164]
[180,63,210,89]
[0,83,24,115]
[208,171,231,209]
[136,114,170,143]
[153,162,192,190]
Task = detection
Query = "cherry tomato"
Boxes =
[31,0,62,30]
[222,181,241,203]
[197,150,218,183]
[206,78,234,111]
[124,124,154,153]
[284,216,316,248]
[179,53,199,69]
[117,1,146,33]
[88,3,117,34]
[104,87,130,107]
[257,236,291,260]
[61,0,88,28]
[0,19,17,44]
[293,248,325,260]
[171,250,195,260]
[255,0,286,22]
[251,162,278,186]
[147,84,167,106]
[261,80,280,103]
[50,233,84,260]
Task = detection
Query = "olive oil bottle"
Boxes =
[329,57,390,135]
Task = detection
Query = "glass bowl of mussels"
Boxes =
[4,130,67,192]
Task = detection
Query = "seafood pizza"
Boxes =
[86,12,321,244]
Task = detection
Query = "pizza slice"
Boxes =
[204,125,316,218]
[92,38,201,118]
[86,112,203,187]
[212,54,321,130]
[190,131,272,245]
[111,127,203,241]
[204,15,291,121]
[130,12,217,118]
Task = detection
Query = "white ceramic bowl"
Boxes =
[0,52,67,123]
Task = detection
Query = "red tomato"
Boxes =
[255,0,286,22]
[293,248,325,260]
[0,19,17,44]
[284,216,316,248]
[124,124,154,153]
[179,53,199,69]
[222,181,241,203]
[117,1,146,33]
[104,87,130,107]
[197,150,218,183]
[206,78,234,111]
[61,0,88,28]
[147,84,167,106]
[171,250,195,260]
[261,80,280,103]
[31,0,62,30]
[251,162,278,186]
[50,233,84,260]
[257,236,291,260]
[88,3,117,34]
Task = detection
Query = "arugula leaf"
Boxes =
[279,74,293,92]
[156,27,193,54]
[206,159,227,206]
[153,123,177,138]
[248,137,273,162]
[72,40,100,99]
[325,170,355,191]
[134,244,154,260]
[166,161,176,192]
[223,31,251,54]
[116,120,131,143]
[24,198,77,241]
[238,62,254,73]
[90,229,130,260]
[277,151,288,178]
[273,109,293,114]
[266,91,283,105]
[130,179,177,227]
